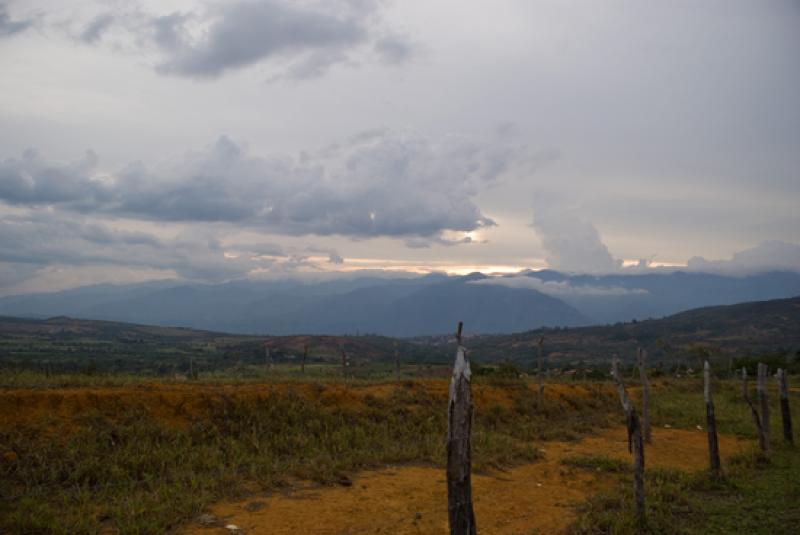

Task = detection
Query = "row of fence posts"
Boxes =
[445,326,795,534]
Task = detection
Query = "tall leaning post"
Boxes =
[637,348,652,443]
[612,358,646,530]
[777,369,794,445]
[704,361,722,475]
[447,322,476,535]
[757,362,770,453]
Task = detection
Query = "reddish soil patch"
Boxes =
[183,427,750,535]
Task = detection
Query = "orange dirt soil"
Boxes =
[0,381,606,435]
[183,426,750,535]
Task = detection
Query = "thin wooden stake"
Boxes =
[537,336,545,406]
[757,362,770,453]
[612,358,645,530]
[743,369,767,453]
[301,344,307,374]
[637,348,651,443]
[447,321,476,535]
[777,369,794,445]
[704,361,721,475]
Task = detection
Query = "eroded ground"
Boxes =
[185,426,750,535]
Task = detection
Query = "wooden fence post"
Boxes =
[537,336,545,406]
[301,345,307,375]
[447,322,476,535]
[637,348,651,443]
[777,369,794,445]
[742,367,767,453]
[704,361,721,475]
[612,358,645,530]
[757,362,770,453]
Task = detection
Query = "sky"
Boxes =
[1,0,799,295]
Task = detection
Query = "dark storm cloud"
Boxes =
[74,0,413,79]
[0,2,34,38]
[0,131,511,240]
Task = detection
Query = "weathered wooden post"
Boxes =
[757,362,770,452]
[537,336,545,406]
[189,354,196,380]
[777,369,794,445]
[612,358,645,530]
[265,347,274,370]
[704,361,721,475]
[742,366,767,453]
[301,344,307,375]
[447,322,476,535]
[637,348,651,443]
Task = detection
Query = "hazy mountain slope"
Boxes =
[1,270,798,336]
[466,296,800,365]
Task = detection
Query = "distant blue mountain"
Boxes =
[0,270,798,336]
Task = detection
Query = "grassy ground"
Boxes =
[567,376,800,534]
[0,373,617,534]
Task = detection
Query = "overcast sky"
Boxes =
[1,0,799,294]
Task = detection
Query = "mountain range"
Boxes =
[0,270,798,336]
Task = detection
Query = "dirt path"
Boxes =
[184,427,750,535]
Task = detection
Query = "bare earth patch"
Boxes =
[183,427,749,535]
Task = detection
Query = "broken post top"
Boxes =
[450,322,471,403]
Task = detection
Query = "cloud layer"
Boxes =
[471,276,647,297]
[687,241,800,274]
[0,130,508,239]
[73,0,412,80]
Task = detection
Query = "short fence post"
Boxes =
[447,322,476,535]
[637,348,651,443]
[612,358,646,530]
[777,369,794,445]
[537,336,545,406]
[757,362,770,453]
[704,361,721,475]
[301,345,307,375]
